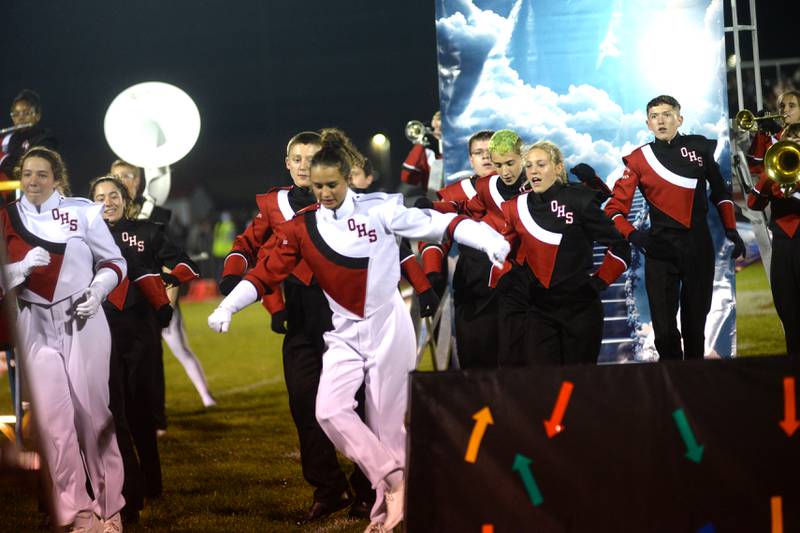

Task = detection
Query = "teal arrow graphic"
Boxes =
[672,408,704,464]
[512,453,543,506]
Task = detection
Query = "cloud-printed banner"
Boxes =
[435,0,730,186]
[435,0,736,359]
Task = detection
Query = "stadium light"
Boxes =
[371,133,388,148]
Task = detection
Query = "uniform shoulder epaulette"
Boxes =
[265,185,293,194]
[61,196,95,207]
[293,203,319,218]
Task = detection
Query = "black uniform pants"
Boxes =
[771,234,800,355]
[644,225,715,360]
[453,247,499,368]
[107,303,163,511]
[282,281,373,506]
[498,266,603,366]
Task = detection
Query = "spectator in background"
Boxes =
[212,211,235,282]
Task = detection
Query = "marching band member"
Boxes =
[747,123,800,355]
[604,95,745,360]
[399,111,443,195]
[110,160,216,430]
[91,175,199,522]
[747,90,800,176]
[0,90,57,186]
[1,147,125,532]
[496,141,631,365]
[219,131,375,521]
[418,129,525,368]
[208,128,509,531]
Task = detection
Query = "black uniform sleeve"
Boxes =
[152,224,200,282]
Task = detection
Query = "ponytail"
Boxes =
[311,128,364,179]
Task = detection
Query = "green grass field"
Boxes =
[0,262,786,531]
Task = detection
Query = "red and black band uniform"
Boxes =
[103,218,199,511]
[604,135,738,360]
[497,181,630,365]
[747,172,800,355]
[430,173,524,368]
[746,128,783,177]
[221,184,374,511]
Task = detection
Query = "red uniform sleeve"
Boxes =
[747,172,774,211]
[243,221,302,298]
[400,144,430,188]
[746,130,775,176]
[135,273,171,310]
[418,242,446,275]
[223,204,273,277]
[603,165,640,238]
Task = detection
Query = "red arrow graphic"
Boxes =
[544,381,574,438]
[779,377,799,437]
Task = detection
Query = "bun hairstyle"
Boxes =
[15,146,71,196]
[311,128,365,179]
[89,175,135,220]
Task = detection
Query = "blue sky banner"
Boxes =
[435,0,737,359]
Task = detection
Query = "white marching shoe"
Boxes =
[67,511,102,533]
[103,512,123,533]
[382,479,405,531]
[363,522,392,533]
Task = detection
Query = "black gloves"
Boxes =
[570,163,597,183]
[418,288,440,319]
[725,229,746,259]
[219,274,242,296]
[161,272,180,287]
[414,196,434,210]
[589,275,607,293]
[271,310,289,334]
[757,109,782,136]
[156,304,174,329]
[628,230,649,249]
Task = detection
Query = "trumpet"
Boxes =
[0,122,34,135]
[764,140,800,196]
[734,109,784,131]
[405,120,432,146]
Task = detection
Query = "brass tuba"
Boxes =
[734,109,785,131]
[764,140,800,196]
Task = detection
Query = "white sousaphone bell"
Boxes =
[104,82,201,217]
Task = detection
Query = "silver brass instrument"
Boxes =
[764,140,800,196]
[405,120,432,146]
[0,122,33,135]
[735,109,785,132]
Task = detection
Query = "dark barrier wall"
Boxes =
[406,357,799,532]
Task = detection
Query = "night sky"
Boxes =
[1,1,794,210]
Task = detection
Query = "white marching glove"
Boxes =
[207,279,259,333]
[453,219,510,268]
[21,247,51,275]
[3,247,52,289]
[208,306,233,333]
[75,284,105,319]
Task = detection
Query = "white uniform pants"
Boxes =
[316,291,416,521]
[162,304,214,406]
[17,295,125,526]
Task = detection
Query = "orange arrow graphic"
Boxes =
[771,496,783,533]
[465,407,494,463]
[779,377,799,437]
[544,381,574,438]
